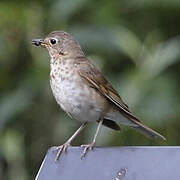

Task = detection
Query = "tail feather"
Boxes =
[102,119,121,131]
[105,110,166,140]
[132,121,166,141]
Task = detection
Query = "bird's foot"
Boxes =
[55,143,71,161]
[81,142,95,159]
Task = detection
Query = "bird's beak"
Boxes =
[32,39,47,47]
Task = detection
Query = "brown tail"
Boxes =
[132,120,166,141]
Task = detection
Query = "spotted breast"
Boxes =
[49,57,106,122]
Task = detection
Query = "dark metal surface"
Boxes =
[35,146,180,180]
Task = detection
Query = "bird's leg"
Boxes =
[81,119,103,159]
[55,122,88,161]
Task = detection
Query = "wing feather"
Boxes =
[77,59,141,122]
[75,58,166,140]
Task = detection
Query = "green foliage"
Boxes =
[0,0,180,179]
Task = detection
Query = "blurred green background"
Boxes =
[0,0,180,179]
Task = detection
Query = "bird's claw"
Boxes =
[55,143,71,161]
[81,143,95,159]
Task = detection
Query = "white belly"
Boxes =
[50,73,102,123]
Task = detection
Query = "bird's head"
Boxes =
[32,31,84,58]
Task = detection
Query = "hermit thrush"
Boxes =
[32,31,166,160]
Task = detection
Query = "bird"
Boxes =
[32,31,166,160]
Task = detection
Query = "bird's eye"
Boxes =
[50,38,57,45]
